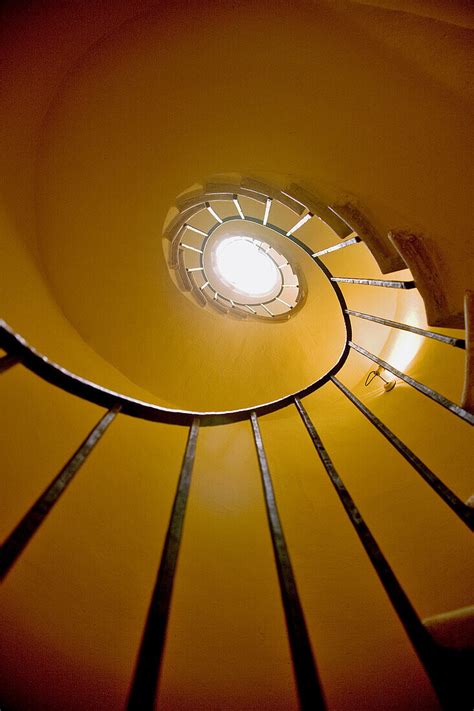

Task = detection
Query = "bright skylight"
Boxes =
[215,237,280,297]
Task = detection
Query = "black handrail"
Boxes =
[0,212,471,710]
[0,228,353,426]
[0,319,350,427]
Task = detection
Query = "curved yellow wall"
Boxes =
[0,2,472,710]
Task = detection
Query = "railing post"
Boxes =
[0,405,120,580]
[349,341,474,425]
[250,412,326,710]
[0,353,19,374]
[331,377,474,531]
[294,396,469,710]
[127,417,200,711]
[345,309,466,349]
[311,236,361,257]
[331,277,416,289]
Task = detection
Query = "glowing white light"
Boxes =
[185,224,208,236]
[181,243,203,253]
[384,306,423,373]
[233,196,245,219]
[214,237,280,297]
[286,212,312,236]
[206,204,223,223]
[276,296,292,308]
[263,198,272,226]
[260,303,274,317]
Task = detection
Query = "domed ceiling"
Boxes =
[1,3,473,711]
[34,0,413,411]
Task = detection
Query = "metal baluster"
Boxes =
[0,405,120,580]
[0,353,19,374]
[345,310,465,349]
[312,236,361,257]
[250,412,326,710]
[349,341,474,424]
[331,377,473,530]
[294,396,467,710]
[127,418,199,711]
[331,277,416,289]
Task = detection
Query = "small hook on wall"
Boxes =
[365,366,396,392]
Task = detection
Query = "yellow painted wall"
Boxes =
[0,2,472,710]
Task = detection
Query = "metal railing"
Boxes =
[0,220,472,711]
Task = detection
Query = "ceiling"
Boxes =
[31,0,456,409]
[0,2,472,710]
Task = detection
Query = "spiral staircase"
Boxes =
[1,2,473,710]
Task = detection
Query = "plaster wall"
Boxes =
[0,2,472,710]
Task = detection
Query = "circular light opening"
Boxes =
[214,237,280,297]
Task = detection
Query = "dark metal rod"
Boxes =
[349,341,474,425]
[346,309,466,349]
[250,412,326,711]
[127,417,200,711]
[0,222,352,426]
[0,405,120,580]
[331,277,416,289]
[312,236,361,257]
[0,315,349,427]
[0,353,19,374]
[331,377,474,530]
[294,397,459,710]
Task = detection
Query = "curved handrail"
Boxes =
[0,319,350,426]
[0,226,352,425]
[2,214,471,711]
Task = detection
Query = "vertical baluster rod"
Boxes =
[250,412,326,710]
[127,417,200,711]
[0,353,20,374]
[0,404,120,580]
[331,377,474,530]
[294,396,460,711]
[345,309,466,349]
[349,341,474,424]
